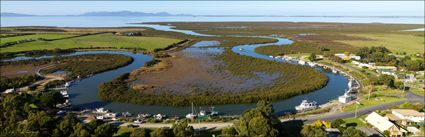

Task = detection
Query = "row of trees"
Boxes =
[0,92,117,137]
[0,75,41,92]
[301,119,366,137]
[357,46,424,71]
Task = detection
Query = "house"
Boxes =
[377,69,396,76]
[334,53,361,60]
[392,109,425,123]
[365,112,406,137]
[352,61,376,69]
[406,127,421,135]
[376,66,397,71]
[338,89,355,103]
[404,74,417,83]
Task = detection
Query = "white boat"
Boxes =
[332,69,338,73]
[154,114,166,120]
[307,62,317,67]
[122,112,132,117]
[295,100,317,111]
[298,60,306,65]
[95,108,109,113]
[209,106,219,116]
[186,102,197,119]
[269,55,274,58]
[60,90,68,95]
[134,119,144,124]
[239,48,243,51]
[64,81,72,87]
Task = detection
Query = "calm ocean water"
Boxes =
[1,16,424,27]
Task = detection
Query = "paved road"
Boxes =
[119,91,422,129]
[120,122,233,129]
[287,91,424,123]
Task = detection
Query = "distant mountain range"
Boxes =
[1,12,35,17]
[1,11,192,17]
[1,11,423,18]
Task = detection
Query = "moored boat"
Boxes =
[295,100,317,111]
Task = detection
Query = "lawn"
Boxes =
[1,33,77,45]
[0,33,181,53]
[411,87,425,96]
[337,33,424,55]
[343,96,405,112]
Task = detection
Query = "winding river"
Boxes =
[5,24,349,116]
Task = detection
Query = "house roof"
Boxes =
[366,112,397,132]
[392,109,425,117]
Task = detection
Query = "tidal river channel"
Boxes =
[5,24,349,116]
[66,24,349,116]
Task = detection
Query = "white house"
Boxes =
[392,109,425,123]
[334,53,361,60]
[365,112,406,137]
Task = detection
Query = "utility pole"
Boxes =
[355,101,360,118]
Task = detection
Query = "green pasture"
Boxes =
[337,33,424,55]
[0,33,181,53]
[1,33,77,45]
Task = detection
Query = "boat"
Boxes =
[295,100,317,111]
[64,81,73,87]
[95,108,109,113]
[154,114,166,120]
[137,113,151,118]
[269,55,274,58]
[209,106,219,116]
[186,102,197,119]
[122,112,132,117]
[332,69,338,73]
[307,62,317,67]
[298,60,306,65]
[239,48,243,51]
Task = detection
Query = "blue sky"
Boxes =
[1,1,424,16]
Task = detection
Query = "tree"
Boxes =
[131,128,150,137]
[309,53,317,61]
[331,118,346,128]
[394,81,404,90]
[70,123,90,137]
[172,120,194,137]
[221,127,237,136]
[235,100,279,137]
[341,127,366,137]
[55,113,79,136]
[300,125,326,137]
[383,130,391,137]
[374,75,395,88]
[150,128,173,137]
[39,91,65,108]
[256,100,274,116]
[93,123,117,137]
[404,60,422,71]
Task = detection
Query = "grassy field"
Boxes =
[411,87,425,96]
[1,33,77,45]
[0,33,181,53]
[344,87,406,112]
[337,33,424,55]
[343,97,405,112]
